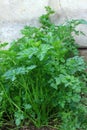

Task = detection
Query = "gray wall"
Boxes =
[0,0,87,47]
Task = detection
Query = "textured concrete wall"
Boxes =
[0,0,87,47]
[49,0,87,47]
[0,0,48,43]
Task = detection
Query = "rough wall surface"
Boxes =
[79,49,87,61]
[0,0,87,47]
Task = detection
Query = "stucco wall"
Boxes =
[0,0,87,47]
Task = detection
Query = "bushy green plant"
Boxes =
[0,7,87,130]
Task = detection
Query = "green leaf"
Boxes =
[17,47,38,59]
[24,104,32,110]
[14,111,24,126]
[72,95,81,102]
[78,19,87,25]
[3,65,36,81]
[37,44,53,61]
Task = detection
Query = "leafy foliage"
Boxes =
[0,6,87,130]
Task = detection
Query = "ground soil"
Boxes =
[20,126,56,130]
[1,124,56,130]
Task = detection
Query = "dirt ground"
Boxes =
[20,126,56,130]
[1,124,57,130]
